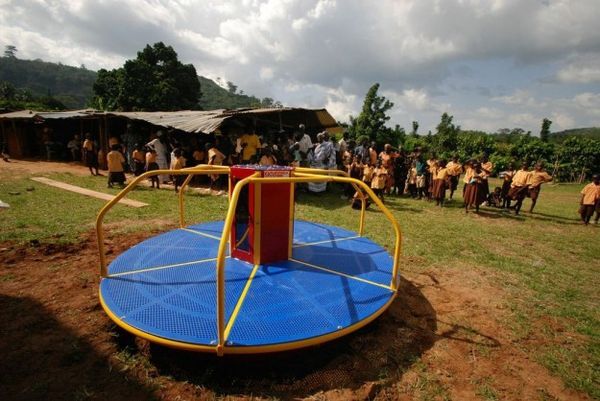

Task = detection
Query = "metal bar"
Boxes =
[215,172,261,355]
[178,167,231,228]
[96,167,230,277]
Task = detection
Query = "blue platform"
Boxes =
[99,220,397,352]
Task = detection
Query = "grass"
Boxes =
[0,170,598,398]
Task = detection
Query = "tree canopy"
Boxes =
[92,42,201,111]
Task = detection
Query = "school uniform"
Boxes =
[527,170,552,200]
[107,150,126,186]
[446,161,462,191]
[432,167,449,200]
[508,169,531,201]
[501,170,515,199]
[371,167,388,190]
[579,183,600,221]
[480,161,493,199]
[463,168,485,207]
[132,149,145,176]
[83,139,98,167]
[171,156,186,187]
[362,165,374,187]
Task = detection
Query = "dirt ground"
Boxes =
[0,160,592,400]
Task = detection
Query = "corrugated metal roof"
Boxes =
[0,107,341,134]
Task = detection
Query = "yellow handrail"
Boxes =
[215,172,261,355]
[96,166,230,277]
[293,167,367,235]
[260,172,402,291]
[97,166,402,355]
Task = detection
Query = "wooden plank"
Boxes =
[30,177,148,208]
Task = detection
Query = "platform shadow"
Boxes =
[0,295,153,401]
[123,277,438,399]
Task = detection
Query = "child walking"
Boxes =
[579,174,600,225]
[145,147,160,189]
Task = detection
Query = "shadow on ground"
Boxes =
[0,295,154,401]
[112,276,493,399]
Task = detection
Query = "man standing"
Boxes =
[308,132,335,193]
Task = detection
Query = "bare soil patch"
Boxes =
[0,231,591,400]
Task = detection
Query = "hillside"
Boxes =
[550,127,600,142]
[0,57,96,109]
[0,56,275,110]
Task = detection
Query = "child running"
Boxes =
[579,174,600,225]
[526,162,553,213]
[507,163,531,215]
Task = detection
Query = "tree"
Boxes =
[540,118,552,142]
[91,42,201,111]
[430,112,460,157]
[411,121,419,137]
[3,45,17,58]
[348,83,398,146]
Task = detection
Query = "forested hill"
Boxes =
[0,57,96,109]
[0,56,273,110]
[550,127,600,142]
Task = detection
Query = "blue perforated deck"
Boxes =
[100,221,397,350]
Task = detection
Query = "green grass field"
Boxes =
[1,169,598,398]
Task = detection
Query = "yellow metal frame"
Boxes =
[96,167,402,356]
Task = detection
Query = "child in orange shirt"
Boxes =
[579,174,600,225]
[371,160,388,203]
[362,163,374,188]
[131,144,145,176]
[107,144,126,188]
[432,159,448,207]
[527,162,553,213]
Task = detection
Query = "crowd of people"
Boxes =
[69,124,600,225]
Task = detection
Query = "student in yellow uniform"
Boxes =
[480,155,494,203]
[426,154,438,201]
[240,129,261,164]
[432,159,449,207]
[507,163,531,215]
[579,174,600,225]
[106,144,126,188]
[446,155,463,199]
[527,162,553,213]
[371,160,388,203]
[171,148,186,193]
[192,146,206,165]
[501,163,515,209]
[463,160,485,213]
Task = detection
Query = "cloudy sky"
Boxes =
[2,0,600,134]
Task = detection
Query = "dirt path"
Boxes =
[0,230,590,401]
[0,158,93,178]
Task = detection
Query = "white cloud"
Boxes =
[2,0,600,133]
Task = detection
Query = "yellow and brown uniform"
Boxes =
[527,170,552,200]
[432,167,449,199]
[371,167,388,190]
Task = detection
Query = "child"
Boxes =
[406,161,418,198]
[432,159,448,206]
[371,160,388,203]
[82,133,99,176]
[171,148,186,193]
[507,163,531,215]
[107,144,126,188]
[207,143,226,190]
[362,162,374,188]
[480,155,494,204]
[426,154,438,201]
[501,163,515,209]
[579,174,600,225]
[145,147,160,189]
[463,161,485,213]
[350,190,371,210]
[488,187,503,208]
[527,162,553,213]
[446,156,462,199]
[131,144,145,176]
[259,147,277,166]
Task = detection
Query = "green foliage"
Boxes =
[0,80,66,110]
[198,76,281,110]
[4,45,17,58]
[540,117,552,142]
[429,112,460,158]
[92,42,200,111]
[0,56,96,109]
[348,83,402,147]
